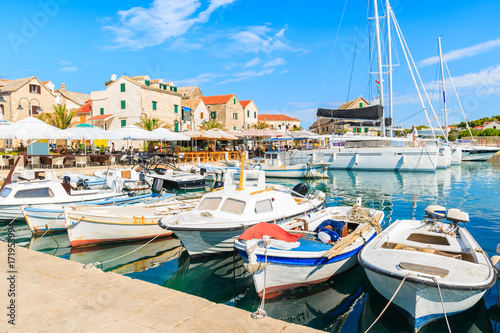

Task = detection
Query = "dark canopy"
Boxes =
[317,104,383,121]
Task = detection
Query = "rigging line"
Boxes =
[318,0,350,105]
[444,58,474,139]
[346,0,365,102]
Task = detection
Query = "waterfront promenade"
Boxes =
[0,241,319,332]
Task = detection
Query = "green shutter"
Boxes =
[359,102,363,107]
[120,83,125,92]
[152,101,157,111]
[100,108,104,115]
[364,127,369,133]
[254,112,256,118]
[145,80,150,86]
[174,105,178,113]
[211,111,216,119]
[121,100,126,109]
[121,119,126,127]
[247,110,249,117]
[233,98,236,104]
[174,123,179,132]
[233,126,236,130]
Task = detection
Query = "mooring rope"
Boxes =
[251,239,270,319]
[30,211,65,244]
[433,276,452,333]
[364,273,410,333]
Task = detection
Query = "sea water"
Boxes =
[2,157,500,332]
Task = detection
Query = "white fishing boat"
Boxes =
[234,202,384,298]
[158,164,326,257]
[250,150,328,179]
[64,197,199,247]
[22,191,175,234]
[0,178,124,221]
[460,145,500,161]
[358,205,496,331]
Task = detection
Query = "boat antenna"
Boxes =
[438,37,449,142]
[373,0,385,136]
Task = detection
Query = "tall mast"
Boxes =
[386,0,393,137]
[373,0,385,136]
[438,37,448,142]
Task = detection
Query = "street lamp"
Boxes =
[17,97,43,116]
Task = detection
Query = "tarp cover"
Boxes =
[317,105,383,120]
[238,222,304,242]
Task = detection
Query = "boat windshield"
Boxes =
[198,197,222,211]
[0,188,12,198]
[220,198,246,214]
[14,188,54,199]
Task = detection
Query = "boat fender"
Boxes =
[318,228,339,244]
[491,256,500,274]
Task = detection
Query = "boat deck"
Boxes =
[0,242,319,332]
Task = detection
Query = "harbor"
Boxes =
[1,155,499,332]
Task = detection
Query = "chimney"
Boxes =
[61,83,66,91]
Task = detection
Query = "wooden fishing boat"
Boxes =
[358,205,496,331]
[234,203,384,298]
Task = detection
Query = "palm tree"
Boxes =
[36,104,76,129]
[198,119,222,131]
[289,124,304,131]
[135,115,162,131]
[252,121,270,130]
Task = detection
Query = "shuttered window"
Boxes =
[152,101,157,111]
[174,105,178,113]
[145,80,150,86]
[120,83,125,92]
[100,108,104,115]
[121,100,126,109]
[211,111,217,119]
[121,119,126,127]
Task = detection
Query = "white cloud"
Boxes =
[418,38,500,67]
[218,68,274,84]
[61,66,78,72]
[175,72,219,86]
[280,69,289,74]
[104,0,236,50]
[244,57,261,68]
[229,25,298,54]
[263,57,286,68]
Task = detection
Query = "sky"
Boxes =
[1,0,499,129]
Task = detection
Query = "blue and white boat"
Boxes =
[250,150,328,179]
[22,191,174,234]
[358,205,496,331]
[234,203,384,298]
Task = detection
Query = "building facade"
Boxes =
[182,99,208,130]
[258,114,300,130]
[201,94,245,130]
[89,75,182,130]
[240,100,258,129]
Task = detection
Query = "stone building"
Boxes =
[240,100,258,129]
[178,86,203,100]
[258,114,300,130]
[56,83,90,110]
[89,75,182,130]
[182,99,208,130]
[0,76,57,122]
[200,94,245,130]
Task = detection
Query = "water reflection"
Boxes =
[360,286,493,333]
[28,232,71,258]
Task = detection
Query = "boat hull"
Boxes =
[261,164,328,179]
[66,215,172,247]
[364,268,487,331]
[319,147,439,172]
[461,149,499,161]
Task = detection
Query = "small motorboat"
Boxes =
[234,201,384,298]
[64,197,199,247]
[358,205,497,332]
[159,165,326,257]
[250,150,329,179]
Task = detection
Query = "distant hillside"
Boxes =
[454,115,500,128]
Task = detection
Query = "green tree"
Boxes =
[36,104,76,129]
[198,119,222,131]
[135,115,162,131]
[251,121,270,130]
[289,124,304,131]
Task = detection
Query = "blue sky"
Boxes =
[1,0,499,129]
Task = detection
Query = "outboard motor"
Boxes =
[291,183,309,197]
[152,178,164,194]
[199,168,206,176]
[62,176,71,184]
[61,176,72,195]
[213,180,224,190]
[139,172,150,186]
[424,205,447,220]
[76,178,89,190]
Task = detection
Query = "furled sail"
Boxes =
[317,105,383,120]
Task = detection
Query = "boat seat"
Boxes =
[399,262,449,278]
[391,243,461,259]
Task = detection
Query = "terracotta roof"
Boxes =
[150,79,163,83]
[42,81,50,85]
[258,114,299,122]
[88,114,114,121]
[201,94,235,105]
[56,89,90,106]
[118,76,180,95]
[240,100,252,108]
[76,100,91,114]
[132,75,149,80]
[0,79,9,82]
[182,99,201,109]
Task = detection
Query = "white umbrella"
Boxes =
[0,116,73,140]
[107,125,159,140]
[206,129,238,140]
[65,125,115,140]
[152,128,190,141]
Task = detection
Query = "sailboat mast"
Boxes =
[373,0,385,136]
[386,0,393,137]
[438,37,448,142]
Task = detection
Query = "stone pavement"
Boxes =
[0,242,320,332]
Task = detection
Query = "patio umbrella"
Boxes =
[206,129,238,140]
[0,116,73,140]
[107,125,159,140]
[0,121,12,156]
[65,124,117,154]
[152,128,190,141]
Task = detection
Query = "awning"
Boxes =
[88,114,115,121]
